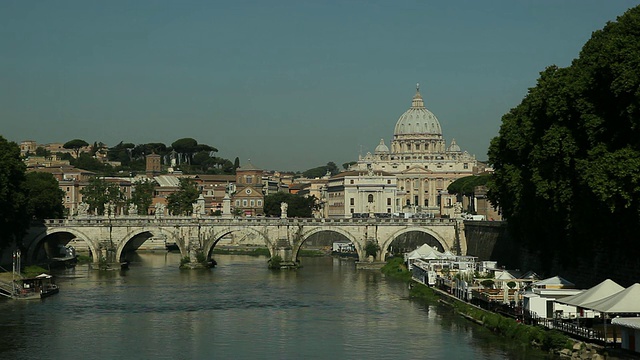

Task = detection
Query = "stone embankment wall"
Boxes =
[464,221,640,288]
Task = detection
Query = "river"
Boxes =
[0,253,552,359]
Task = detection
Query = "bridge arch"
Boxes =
[28,227,100,263]
[294,227,364,262]
[115,227,183,263]
[379,227,450,260]
[202,226,273,259]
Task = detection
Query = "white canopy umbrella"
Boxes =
[556,279,623,307]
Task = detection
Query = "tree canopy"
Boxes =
[302,162,339,179]
[63,139,89,158]
[167,178,199,215]
[24,172,65,219]
[487,6,640,271]
[263,192,317,218]
[0,136,29,248]
[447,174,490,196]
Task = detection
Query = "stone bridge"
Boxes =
[24,216,467,268]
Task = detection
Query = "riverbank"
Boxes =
[380,257,618,359]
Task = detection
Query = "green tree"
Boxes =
[131,179,156,215]
[342,161,357,170]
[72,153,112,173]
[63,139,89,158]
[302,162,339,178]
[488,6,640,272]
[447,174,490,196]
[35,146,51,157]
[105,182,126,216]
[264,192,317,218]
[234,157,240,171]
[167,178,199,215]
[80,177,109,215]
[0,136,29,248]
[24,172,65,219]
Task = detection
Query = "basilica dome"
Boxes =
[374,139,389,154]
[393,86,442,136]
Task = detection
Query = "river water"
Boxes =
[0,253,551,360]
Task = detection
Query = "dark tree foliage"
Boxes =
[72,153,112,173]
[342,161,357,170]
[264,192,317,218]
[131,179,156,215]
[0,136,29,248]
[447,174,490,196]
[167,178,199,215]
[302,162,339,178]
[80,177,108,215]
[488,6,640,271]
[24,172,65,219]
[63,139,89,158]
[35,147,51,157]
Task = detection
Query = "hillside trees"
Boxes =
[63,139,89,158]
[302,162,340,178]
[487,6,640,271]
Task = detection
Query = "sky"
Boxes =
[2,1,639,172]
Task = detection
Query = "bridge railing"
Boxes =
[43,216,459,226]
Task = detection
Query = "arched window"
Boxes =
[368,194,374,203]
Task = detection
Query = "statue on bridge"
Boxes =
[128,203,138,216]
[280,202,288,219]
[155,203,165,217]
[77,202,89,217]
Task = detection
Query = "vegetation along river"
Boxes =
[0,253,552,359]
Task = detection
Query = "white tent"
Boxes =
[404,244,444,261]
[532,276,575,288]
[556,279,623,307]
[580,283,640,313]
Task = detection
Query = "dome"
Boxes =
[393,85,442,136]
[448,139,461,152]
[374,139,389,154]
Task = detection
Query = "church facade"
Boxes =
[351,85,477,216]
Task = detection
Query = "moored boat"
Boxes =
[11,273,59,300]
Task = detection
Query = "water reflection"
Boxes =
[0,253,550,360]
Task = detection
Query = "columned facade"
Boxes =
[354,85,477,215]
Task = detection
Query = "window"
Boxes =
[387,198,391,206]
[464,163,469,169]
[246,176,253,184]
[235,200,240,206]
[368,194,374,203]
[257,200,262,206]
[350,208,354,214]
[350,180,354,184]
[250,200,255,207]
[350,198,354,206]
[242,200,247,206]
[387,180,391,184]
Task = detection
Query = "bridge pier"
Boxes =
[270,239,298,269]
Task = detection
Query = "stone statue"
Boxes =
[155,203,165,217]
[107,204,116,217]
[192,202,200,217]
[77,202,89,216]
[128,203,138,216]
[280,202,288,218]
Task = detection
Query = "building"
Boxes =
[145,153,162,177]
[232,160,264,217]
[353,85,477,216]
[325,169,397,218]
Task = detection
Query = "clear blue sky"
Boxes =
[2,1,638,171]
